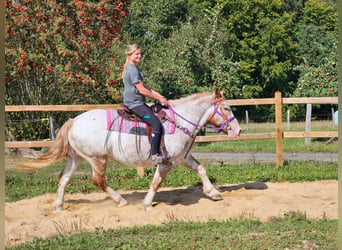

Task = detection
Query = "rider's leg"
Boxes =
[132,104,164,164]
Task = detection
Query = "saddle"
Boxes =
[117,103,170,161]
[118,102,168,124]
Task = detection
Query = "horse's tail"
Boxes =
[15,119,74,170]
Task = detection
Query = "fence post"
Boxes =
[287,109,290,130]
[245,110,249,131]
[137,167,144,177]
[305,104,312,145]
[49,116,56,141]
[275,91,283,167]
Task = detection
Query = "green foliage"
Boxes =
[5,0,338,102]
[219,0,299,96]
[138,5,242,99]
[301,0,338,32]
[5,0,338,141]
[5,0,129,140]
[291,0,338,99]
[125,0,188,48]
[292,60,337,97]
[297,24,337,67]
[5,0,129,105]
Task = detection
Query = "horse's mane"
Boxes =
[169,92,213,105]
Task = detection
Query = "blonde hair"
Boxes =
[122,44,140,78]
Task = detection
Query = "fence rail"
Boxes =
[5,93,338,167]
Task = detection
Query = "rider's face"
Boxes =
[129,49,142,65]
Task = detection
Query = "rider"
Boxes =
[122,44,169,165]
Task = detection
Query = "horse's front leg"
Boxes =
[143,162,174,211]
[184,154,223,201]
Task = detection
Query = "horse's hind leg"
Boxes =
[90,156,128,207]
[143,162,174,211]
[53,154,83,212]
[183,154,222,201]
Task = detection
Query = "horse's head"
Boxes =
[208,89,241,137]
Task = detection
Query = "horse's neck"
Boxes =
[172,94,213,128]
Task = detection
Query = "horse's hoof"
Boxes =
[211,194,223,201]
[117,199,128,207]
[144,204,153,212]
[53,206,63,213]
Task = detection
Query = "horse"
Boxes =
[16,88,241,212]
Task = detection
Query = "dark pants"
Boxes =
[132,104,163,155]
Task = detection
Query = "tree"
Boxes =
[301,0,337,32]
[292,0,338,98]
[297,24,337,67]
[292,59,337,97]
[123,0,188,59]
[219,0,299,98]
[5,0,129,140]
[132,4,242,99]
[6,0,129,105]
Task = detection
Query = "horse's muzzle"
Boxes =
[226,121,241,138]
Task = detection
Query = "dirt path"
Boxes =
[5,180,338,247]
[193,152,338,163]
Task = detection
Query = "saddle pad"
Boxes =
[106,109,175,134]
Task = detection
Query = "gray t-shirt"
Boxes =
[123,63,146,109]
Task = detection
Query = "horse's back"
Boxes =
[73,109,108,131]
[69,109,110,152]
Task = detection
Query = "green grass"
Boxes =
[5,160,337,202]
[194,137,338,152]
[240,120,337,133]
[7,213,337,249]
[194,120,338,153]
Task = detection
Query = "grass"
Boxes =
[194,120,338,153]
[194,137,338,152]
[240,120,337,133]
[6,213,337,249]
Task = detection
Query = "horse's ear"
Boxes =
[214,88,224,99]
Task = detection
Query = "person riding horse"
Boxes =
[122,44,168,165]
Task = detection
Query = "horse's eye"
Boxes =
[224,107,231,112]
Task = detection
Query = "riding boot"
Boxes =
[151,154,164,165]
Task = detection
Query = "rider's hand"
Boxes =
[159,96,168,106]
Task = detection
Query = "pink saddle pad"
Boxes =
[106,109,175,135]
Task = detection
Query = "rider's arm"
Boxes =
[135,82,168,105]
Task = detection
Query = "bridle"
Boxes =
[167,99,236,137]
[207,99,236,133]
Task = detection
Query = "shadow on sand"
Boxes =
[65,181,268,209]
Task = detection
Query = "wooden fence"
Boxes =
[5,92,338,167]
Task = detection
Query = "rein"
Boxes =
[167,101,235,137]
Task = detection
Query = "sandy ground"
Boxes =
[5,180,338,247]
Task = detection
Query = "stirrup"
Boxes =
[152,154,164,165]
